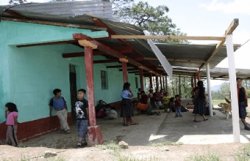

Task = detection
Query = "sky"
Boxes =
[1,0,250,86]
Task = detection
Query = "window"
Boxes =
[101,70,108,89]
[135,77,139,88]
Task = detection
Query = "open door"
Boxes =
[69,64,77,122]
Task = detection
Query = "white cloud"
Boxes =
[201,0,250,15]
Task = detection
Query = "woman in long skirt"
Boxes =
[193,81,208,122]
[120,82,137,126]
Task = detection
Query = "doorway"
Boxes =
[69,64,77,122]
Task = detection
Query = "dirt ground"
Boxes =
[1,110,250,161]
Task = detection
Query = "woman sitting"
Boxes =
[136,91,149,112]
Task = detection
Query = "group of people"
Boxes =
[4,88,89,147]
[49,88,89,147]
[3,78,250,147]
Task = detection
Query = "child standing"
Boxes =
[5,102,18,147]
[75,89,88,147]
[175,95,182,117]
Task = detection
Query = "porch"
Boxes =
[20,109,250,149]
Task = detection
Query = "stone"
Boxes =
[44,151,57,158]
[118,141,129,149]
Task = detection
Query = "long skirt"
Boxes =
[120,99,134,117]
[193,99,206,115]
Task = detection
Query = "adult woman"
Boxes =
[121,82,137,126]
[193,81,208,122]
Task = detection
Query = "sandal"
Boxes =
[193,120,199,122]
[203,118,208,121]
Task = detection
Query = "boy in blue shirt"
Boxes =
[49,88,70,133]
[75,89,88,147]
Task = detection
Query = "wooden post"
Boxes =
[162,76,165,91]
[139,69,144,91]
[206,63,213,116]
[156,76,159,90]
[191,77,194,88]
[194,75,197,87]
[160,76,163,90]
[226,34,240,143]
[165,76,168,92]
[122,63,128,82]
[178,75,181,95]
[84,47,103,145]
[149,74,153,89]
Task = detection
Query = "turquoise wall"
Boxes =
[0,21,139,123]
[1,21,108,45]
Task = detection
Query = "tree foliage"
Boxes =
[168,76,192,98]
[111,0,185,42]
[9,0,26,5]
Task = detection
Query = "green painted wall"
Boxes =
[1,21,108,45]
[0,21,139,123]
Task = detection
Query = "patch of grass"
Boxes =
[235,144,250,161]
[187,153,220,161]
[117,155,159,161]
[97,141,120,151]
[150,141,181,147]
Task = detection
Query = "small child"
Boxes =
[75,89,88,147]
[175,95,182,117]
[5,102,18,146]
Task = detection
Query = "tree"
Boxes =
[9,0,27,5]
[112,1,185,42]
[220,82,230,99]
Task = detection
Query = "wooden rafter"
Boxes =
[73,33,159,75]
[111,35,225,41]
[2,17,107,31]
[94,60,118,64]
[199,18,239,69]
[144,57,205,63]
[17,40,76,48]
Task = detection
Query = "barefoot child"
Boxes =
[175,95,182,117]
[75,89,88,147]
[5,102,18,146]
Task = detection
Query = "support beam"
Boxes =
[73,33,159,75]
[200,19,239,69]
[122,62,128,83]
[206,63,213,117]
[63,52,83,58]
[191,77,194,88]
[139,69,144,91]
[111,35,225,41]
[156,76,159,90]
[84,46,103,145]
[149,74,153,89]
[162,76,165,90]
[165,76,168,92]
[145,57,206,63]
[94,60,118,64]
[194,75,197,87]
[178,75,181,95]
[160,76,163,90]
[62,51,106,58]
[17,40,76,48]
[226,34,240,143]
[3,17,107,31]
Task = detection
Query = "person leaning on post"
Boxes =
[49,88,70,134]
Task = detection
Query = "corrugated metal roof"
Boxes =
[201,68,250,80]
[0,1,240,76]
[0,1,113,20]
